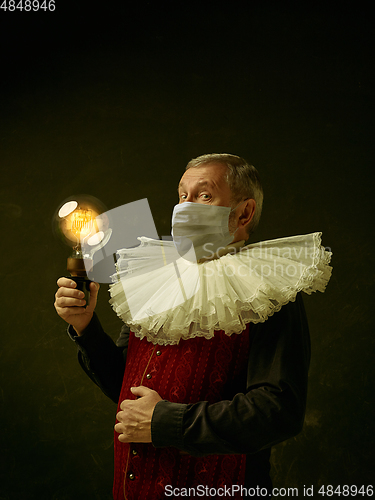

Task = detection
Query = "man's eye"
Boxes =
[201,194,211,200]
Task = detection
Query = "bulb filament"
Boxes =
[71,210,93,237]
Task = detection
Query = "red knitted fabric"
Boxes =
[113,327,250,500]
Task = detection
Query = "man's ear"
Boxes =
[238,199,256,228]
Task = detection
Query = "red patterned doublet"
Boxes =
[113,327,251,500]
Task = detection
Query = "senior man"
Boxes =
[55,154,316,500]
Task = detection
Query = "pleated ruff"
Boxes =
[109,232,332,346]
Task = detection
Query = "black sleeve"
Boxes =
[151,294,310,456]
[67,313,128,404]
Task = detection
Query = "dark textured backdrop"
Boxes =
[0,1,374,498]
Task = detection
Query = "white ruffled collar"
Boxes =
[109,232,332,345]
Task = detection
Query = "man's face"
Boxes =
[177,163,232,207]
[177,162,255,242]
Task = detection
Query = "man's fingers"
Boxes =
[130,385,151,398]
[56,280,99,300]
[56,285,85,298]
[56,288,83,307]
[115,390,156,444]
[114,422,130,442]
[56,305,87,316]
[89,281,100,293]
[57,277,77,288]
[114,409,137,443]
[88,282,100,302]
[55,295,87,308]
[114,421,129,433]
[54,276,96,332]
[119,387,161,410]
[117,403,132,419]
[114,422,131,443]
[120,400,131,411]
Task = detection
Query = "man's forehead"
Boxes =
[179,178,212,188]
[179,163,228,186]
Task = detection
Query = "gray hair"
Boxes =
[185,153,264,234]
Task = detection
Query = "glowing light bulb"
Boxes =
[53,195,110,305]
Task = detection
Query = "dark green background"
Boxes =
[0,1,373,498]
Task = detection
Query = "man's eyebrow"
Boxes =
[178,180,212,191]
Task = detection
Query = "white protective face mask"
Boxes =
[171,201,241,261]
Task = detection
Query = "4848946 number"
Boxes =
[1,0,56,10]
[318,485,373,496]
